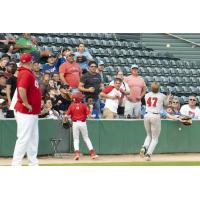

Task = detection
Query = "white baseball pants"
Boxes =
[143,114,161,155]
[12,112,39,166]
[72,121,93,151]
[124,100,141,118]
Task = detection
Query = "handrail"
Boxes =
[165,33,200,48]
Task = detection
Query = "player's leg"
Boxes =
[124,100,134,118]
[12,113,34,166]
[80,122,98,159]
[145,116,161,160]
[72,122,80,160]
[27,115,39,166]
[133,102,141,119]
[140,116,152,157]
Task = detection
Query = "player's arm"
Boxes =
[18,87,32,112]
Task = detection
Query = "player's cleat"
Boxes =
[145,154,151,161]
[90,149,98,159]
[74,150,80,160]
[139,147,147,158]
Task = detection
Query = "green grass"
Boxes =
[42,161,200,166]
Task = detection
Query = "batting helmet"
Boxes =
[72,92,85,102]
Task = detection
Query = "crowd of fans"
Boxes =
[0,33,200,121]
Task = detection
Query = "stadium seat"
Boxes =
[183,61,190,69]
[103,57,112,65]
[190,69,197,77]
[85,39,93,46]
[145,76,154,85]
[168,76,177,86]
[98,48,107,56]
[174,77,183,86]
[63,38,72,45]
[147,58,156,67]
[115,66,123,73]
[180,96,188,104]
[115,40,123,48]
[161,59,170,67]
[127,49,134,56]
[110,57,118,65]
[139,67,147,76]
[169,60,177,68]
[154,59,162,67]
[162,68,170,76]
[118,57,127,65]
[182,77,190,86]
[161,76,169,86]
[143,50,150,58]
[120,49,128,57]
[189,86,198,94]
[134,50,143,57]
[38,36,48,44]
[105,75,113,83]
[108,40,115,47]
[71,38,78,46]
[133,58,142,66]
[160,85,168,94]
[113,49,120,57]
[154,67,162,76]
[90,47,98,56]
[146,67,154,76]
[123,66,131,75]
[55,37,64,46]
[153,76,162,83]
[105,48,114,56]
[101,40,110,47]
[176,60,184,68]
[190,77,198,86]
[140,58,149,67]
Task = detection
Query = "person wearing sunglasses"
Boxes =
[171,98,181,116]
[78,61,102,117]
[180,95,200,119]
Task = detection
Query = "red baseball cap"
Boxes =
[20,53,33,63]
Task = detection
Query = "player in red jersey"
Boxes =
[66,91,98,160]
[12,53,41,166]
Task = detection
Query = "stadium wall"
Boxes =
[1,119,200,156]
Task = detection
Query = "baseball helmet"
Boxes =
[72,92,85,102]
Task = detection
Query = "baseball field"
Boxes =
[2,153,200,166]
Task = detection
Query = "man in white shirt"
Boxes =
[100,78,124,119]
[180,95,200,119]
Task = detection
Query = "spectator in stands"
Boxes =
[171,97,181,116]
[86,97,99,119]
[5,63,17,106]
[55,47,71,71]
[96,60,107,83]
[100,78,124,119]
[14,33,50,62]
[78,61,102,117]
[59,51,82,93]
[39,72,50,98]
[0,73,8,117]
[124,64,147,119]
[0,33,15,55]
[180,95,200,119]
[74,42,93,73]
[54,85,72,113]
[165,106,174,115]
[109,70,130,118]
[52,72,61,90]
[40,98,60,119]
[41,54,57,75]
[0,57,9,72]
[32,60,42,81]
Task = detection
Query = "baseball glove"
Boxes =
[62,120,72,129]
[178,115,192,126]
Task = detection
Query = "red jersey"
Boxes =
[66,102,90,122]
[14,67,41,114]
[59,61,82,88]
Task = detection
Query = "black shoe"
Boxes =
[139,147,147,158]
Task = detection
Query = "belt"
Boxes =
[73,120,86,122]
[145,112,160,115]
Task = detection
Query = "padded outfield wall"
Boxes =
[0,119,200,157]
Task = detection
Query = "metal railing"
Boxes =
[165,33,200,48]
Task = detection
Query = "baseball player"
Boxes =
[12,53,41,166]
[65,91,98,160]
[139,82,179,161]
